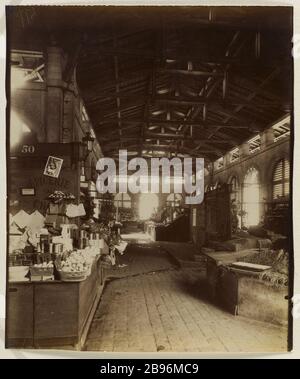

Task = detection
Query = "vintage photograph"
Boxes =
[6,5,293,353]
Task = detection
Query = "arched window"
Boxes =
[243,168,260,227]
[229,176,240,229]
[139,193,159,220]
[114,193,131,209]
[272,158,290,200]
[166,193,183,207]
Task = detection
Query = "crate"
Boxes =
[29,266,54,277]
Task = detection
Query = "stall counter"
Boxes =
[6,259,105,350]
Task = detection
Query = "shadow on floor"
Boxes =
[173,269,213,302]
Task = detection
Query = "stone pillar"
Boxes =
[240,142,250,158]
[46,46,64,143]
[224,152,231,167]
[260,128,274,149]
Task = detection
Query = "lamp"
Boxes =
[82,131,94,156]
[72,131,95,163]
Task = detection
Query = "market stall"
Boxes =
[7,190,128,349]
[144,211,190,242]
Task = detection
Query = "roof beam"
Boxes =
[94,101,145,118]
[112,34,123,140]
[207,66,281,139]
[190,32,250,152]
[145,132,233,143]
[88,93,287,107]
[104,143,217,158]
[157,68,224,77]
[82,46,291,66]
[101,135,233,144]
[83,69,149,97]
[97,118,250,129]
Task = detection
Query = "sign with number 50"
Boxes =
[21,145,35,154]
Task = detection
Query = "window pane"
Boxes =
[284,160,290,180]
[123,201,131,209]
[123,193,131,201]
[273,183,283,199]
[272,159,290,199]
[284,181,290,196]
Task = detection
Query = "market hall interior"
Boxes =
[6,6,293,352]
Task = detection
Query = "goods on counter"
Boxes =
[240,248,289,287]
[9,200,128,282]
[120,209,132,222]
[55,249,95,282]
[29,261,54,276]
[114,241,128,255]
[82,246,101,260]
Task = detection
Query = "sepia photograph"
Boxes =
[5,4,294,354]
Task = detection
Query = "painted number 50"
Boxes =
[21,145,35,153]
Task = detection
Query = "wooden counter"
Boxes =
[203,249,259,307]
[145,214,190,242]
[6,259,105,350]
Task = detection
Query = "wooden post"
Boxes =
[46,46,63,143]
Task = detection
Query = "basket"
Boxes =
[57,269,88,282]
[99,262,112,269]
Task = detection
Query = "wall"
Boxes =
[9,144,80,216]
[113,168,188,221]
[189,132,291,248]
[11,83,47,143]
[9,47,103,217]
[207,137,290,205]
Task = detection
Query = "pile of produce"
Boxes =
[240,249,289,287]
[57,251,92,272]
[81,219,122,247]
[55,249,95,281]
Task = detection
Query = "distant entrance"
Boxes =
[243,168,260,227]
[139,193,159,220]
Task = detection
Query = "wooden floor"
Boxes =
[85,243,288,353]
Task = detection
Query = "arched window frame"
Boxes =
[272,158,290,200]
[114,193,131,209]
[166,193,183,208]
[229,176,239,202]
[242,167,260,227]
